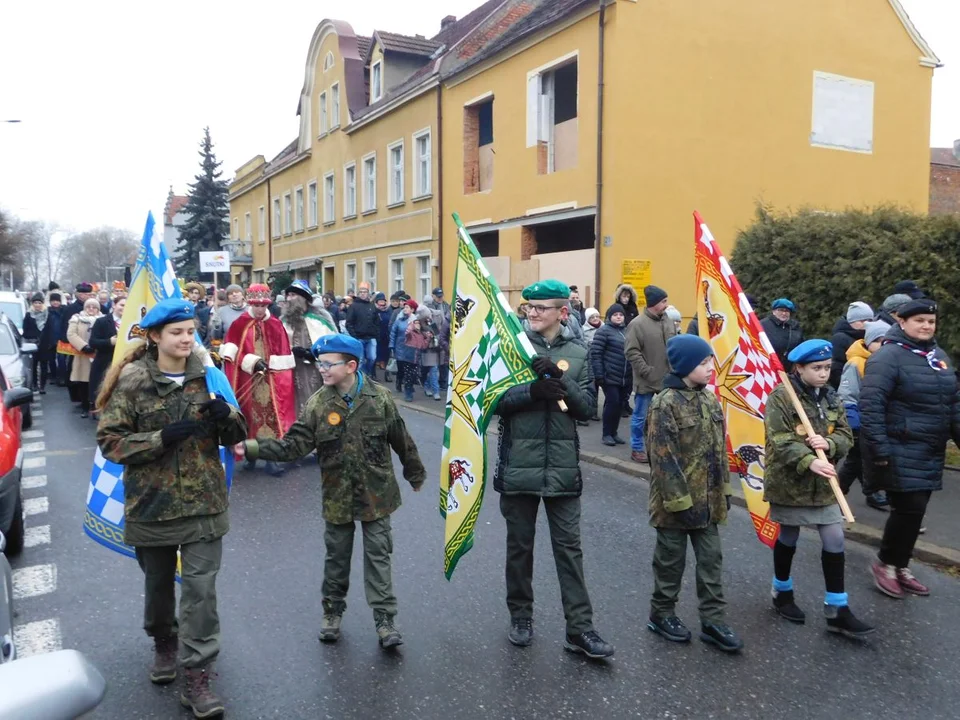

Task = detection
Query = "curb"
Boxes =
[395,398,960,571]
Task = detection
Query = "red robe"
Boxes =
[221,310,296,440]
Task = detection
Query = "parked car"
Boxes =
[0,531,12,664]
[0,318,33,431]
[0,648,106,716]
[0,292,27,335]
[0,378,31,558]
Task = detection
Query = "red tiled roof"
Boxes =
[431,0,507,47]
[164,195,189,225]
[931,148,960,168]
[377,31,442,57]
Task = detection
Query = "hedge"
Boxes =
[730,205,960,360]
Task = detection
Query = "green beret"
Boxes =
[521,279,571,301]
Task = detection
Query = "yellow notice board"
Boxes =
[622,260,652,305]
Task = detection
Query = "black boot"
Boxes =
[825,605,874,639]
[647,615,691,643]
[772,589,806,623]
[508,618,533,647]
[564,630,614,659]
[699,622,743,653]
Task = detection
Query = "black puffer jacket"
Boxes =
[345,297,380,340]
[860,324,960,493]
[589,316,630,387]
[760,314,804,367]
[829,317,864,390]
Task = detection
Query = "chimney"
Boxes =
[441,15,456,30]
[954,139,960,162]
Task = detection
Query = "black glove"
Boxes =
[253,359,268,373]
[292,346,312,360]
[201,398,232,422]
[81,345,93,354]
[530,378,567,403]
[161,420,202,446]
[532,356,563,379]
[726,496,731,511]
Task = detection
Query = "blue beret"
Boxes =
[787,339,832,364]
[771,298,796,312]
[312,334,364,361]
[139,298,195,330]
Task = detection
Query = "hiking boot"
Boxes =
[896,567,930,596]
[375,612,403,649]
[866,492,890,510]
[825,605,875,639]
[871,560,904,599]
[180,667,224,719]
[149,635,178,684]
[613,435,626,445]
[772,590,806,624]
[508,618,533,647]
[564,630,615,659]
[647,615,691,643]
[631,451,648,464]
[318,614,342,643]
[699,623,743,653]
[601,435,617,446]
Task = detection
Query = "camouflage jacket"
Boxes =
[97,350,248,526]
[646,374,731,529]
[247,376,426,524]
[763,376,852,507]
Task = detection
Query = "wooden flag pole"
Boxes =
[776,370,855,523]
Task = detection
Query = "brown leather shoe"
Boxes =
[631,451,648,464]
[149,636,178,684]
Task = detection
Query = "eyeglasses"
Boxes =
[526,303,562,315]
[316,360,347,371]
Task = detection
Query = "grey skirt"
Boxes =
[769,503,843,527]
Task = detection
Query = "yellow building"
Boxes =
[437,0,938,316]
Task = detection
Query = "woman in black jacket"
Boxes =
[860,298,960,599]
[589,304,631,446]
[88,296,125,413]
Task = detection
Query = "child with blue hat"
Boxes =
[243,329,426,650]
[763,337,873,638]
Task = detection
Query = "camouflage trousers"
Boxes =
[322,517,397,618]
[135,538,222,668]
[650,525,725,624]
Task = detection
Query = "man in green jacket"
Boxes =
[494,279,614,659]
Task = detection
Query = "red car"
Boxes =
[0,363,33,557]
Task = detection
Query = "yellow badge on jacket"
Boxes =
[328,412,342,426]
[557,359,570,372]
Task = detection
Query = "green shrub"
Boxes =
[730,205,960,359]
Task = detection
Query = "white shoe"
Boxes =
[433,393,441,400]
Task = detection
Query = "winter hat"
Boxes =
[771,298,796,312]
[893,280,925,300]
[404,299,419,312]
[881,293,912,315]
[604,304,624,320]
[48,281,60,291]
[225,284,243,295]
[30,292,44,303]
[48,292,61,302]
[644,285,668,307]
[665,305,682,322]
[897,298,937,319]
[416,306,433,321]
[584,307,601,321]
[846,301,874,324]
[374,292,386,302]
[246,283,273,306]
[864,321,891,347]
[390,291,405,301]
[667,334,714,379]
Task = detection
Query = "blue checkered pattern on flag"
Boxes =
[83,211,237,557]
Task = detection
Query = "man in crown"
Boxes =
[221,283,296,476]
[282,280,337,413]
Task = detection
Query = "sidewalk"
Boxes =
[387,382,960,569]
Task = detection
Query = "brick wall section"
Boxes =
[463,106,480,194]
[520,226,538,260]
[930,164,960,215]
[457,1,536,60]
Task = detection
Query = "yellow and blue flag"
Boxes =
[83,212,237,558]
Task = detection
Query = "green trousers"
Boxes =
[135,538,222,668]
[499,494,594,635]
[322,516,397,618]
[650,525,725,624]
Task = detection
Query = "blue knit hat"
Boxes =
[667,335,714,378]
[771,298,796,312]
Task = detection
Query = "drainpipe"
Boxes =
[593,0,606,310]
[436,82,444,291]
[266,177,273,278]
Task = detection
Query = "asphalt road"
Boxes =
[10,386,960,719]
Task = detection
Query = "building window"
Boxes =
[244,212,252,243]
[363,259,377,290]
[413,129,431,198]
[272,198,281,238]
[331,83,340,129]
[233,217,239,240]
[345,261,357,295]
[283,193,292,235]
[258,206,265,244]
[323,172,335,224]
[319,91,328,135]
[417,255,431,302]
[371,60,383,103]
[294,187,304,232]
[388,140,404,205]
[362,153,377,213]
[528,57,579,174]
[391,258,404,293]
[343,163,357,217]
[323,51,335,72]
[464,98,494,194]
[308,181,318,227]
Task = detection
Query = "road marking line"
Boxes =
[23,497,48,516]
[22,442,45,453]
[21,429,44,439]
[14,618,62,658]
[12,564,57,599]
[23,457,45,470]
[21,475,47,490]
[23,525,50,548]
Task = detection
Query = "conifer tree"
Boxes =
[174,127,229,280]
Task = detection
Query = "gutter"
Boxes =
[592,0,606,310]
[437,83,444,291]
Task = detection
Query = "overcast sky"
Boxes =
[0,0,955,235]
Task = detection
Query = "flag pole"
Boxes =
[776,370,855,522]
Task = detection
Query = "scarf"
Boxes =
[885,340,948,371]
[29,309,48,332]
[77,312,101,326]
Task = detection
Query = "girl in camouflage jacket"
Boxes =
[763,339,873,639]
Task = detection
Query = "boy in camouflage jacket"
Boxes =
[244,334,425,649]
[645,336,741,653]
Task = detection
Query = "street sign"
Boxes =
[199,251,231,272]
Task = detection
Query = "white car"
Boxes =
[0,293,27,336]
